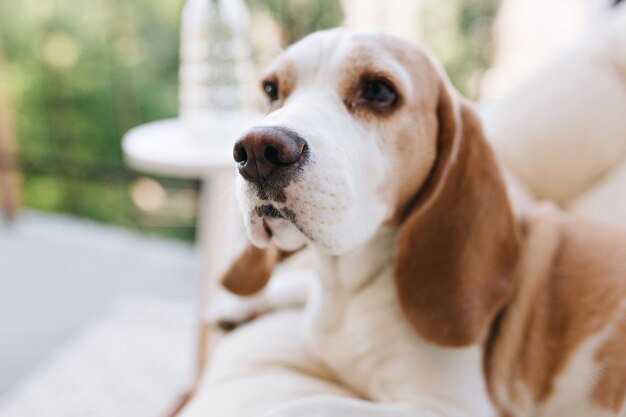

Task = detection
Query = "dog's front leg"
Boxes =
[205,267,315,331]
[257,396,479,417]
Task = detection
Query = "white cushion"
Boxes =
[481,5,626,207]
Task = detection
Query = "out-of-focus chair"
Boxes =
[0,40,21,222]
[481,2,626,229]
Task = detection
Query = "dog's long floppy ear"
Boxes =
[220,242,280,296]
[220,241,298,296]
[394,79,520,347]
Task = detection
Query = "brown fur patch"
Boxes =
[487,216,626,414]
[221,242,295,296]
[394,78,520,347]
[485,205,563,411]
[261,59,297,112]
[335,38,440,223]
[592,312,626,412]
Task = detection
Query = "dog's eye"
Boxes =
[263,81,279,102]
[362,79,397,108]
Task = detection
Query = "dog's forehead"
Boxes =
[282,29,349,71]
[269,29,434,99]
[289,30,402,71]
[284,29,375,68]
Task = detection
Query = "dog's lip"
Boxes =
[251,202,308,243]
[262,218,273,237]
[256,204,285,219]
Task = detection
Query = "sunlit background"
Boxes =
[1,0,624,416]
[0,0,606,241]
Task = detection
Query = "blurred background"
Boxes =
[0,0,609,239]
[1,0,624,416]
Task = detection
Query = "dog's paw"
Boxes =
[204,291,274,331]
[205,267,314,331]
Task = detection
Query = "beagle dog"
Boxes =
[213,29,626,417]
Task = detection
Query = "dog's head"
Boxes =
[223,28,520,347]
[234,28,441,254]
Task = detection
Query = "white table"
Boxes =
[122,115,258,375]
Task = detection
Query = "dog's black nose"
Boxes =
[233,126,306,183]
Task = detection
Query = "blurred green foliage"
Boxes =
[0,0,193,239]
[248,0,343,45]
[0,0,497,241]
[418,0,500,98]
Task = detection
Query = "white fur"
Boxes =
[302,229,495,417]
[534,301,626,417]
[238,30,396,255]
[205,266,313,326]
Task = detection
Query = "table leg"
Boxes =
[195,168,240,375]
[0,53,20,222]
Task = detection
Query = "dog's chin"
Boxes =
[246,216,308,252]
[251,220,381,258]
[239,182,386,256]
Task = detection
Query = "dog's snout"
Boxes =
[234,126,307,183]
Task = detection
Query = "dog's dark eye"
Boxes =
[263,81,279,102]
[362,79,397,107]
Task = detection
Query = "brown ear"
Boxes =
[220,242,280,296]
[220,241,298,296]
[394,80,520,347]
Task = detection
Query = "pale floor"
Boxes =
[0,211,197,394]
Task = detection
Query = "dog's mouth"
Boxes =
[262,218,273,237]
[253,203,311,244]
[256,204,283,238]
[255,204,285,219]
[255,204,287,238]
[254,204,298,224]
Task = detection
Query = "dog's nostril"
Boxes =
[234,144,247,164]
[234,127,307,182]
[264,146,281,165]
